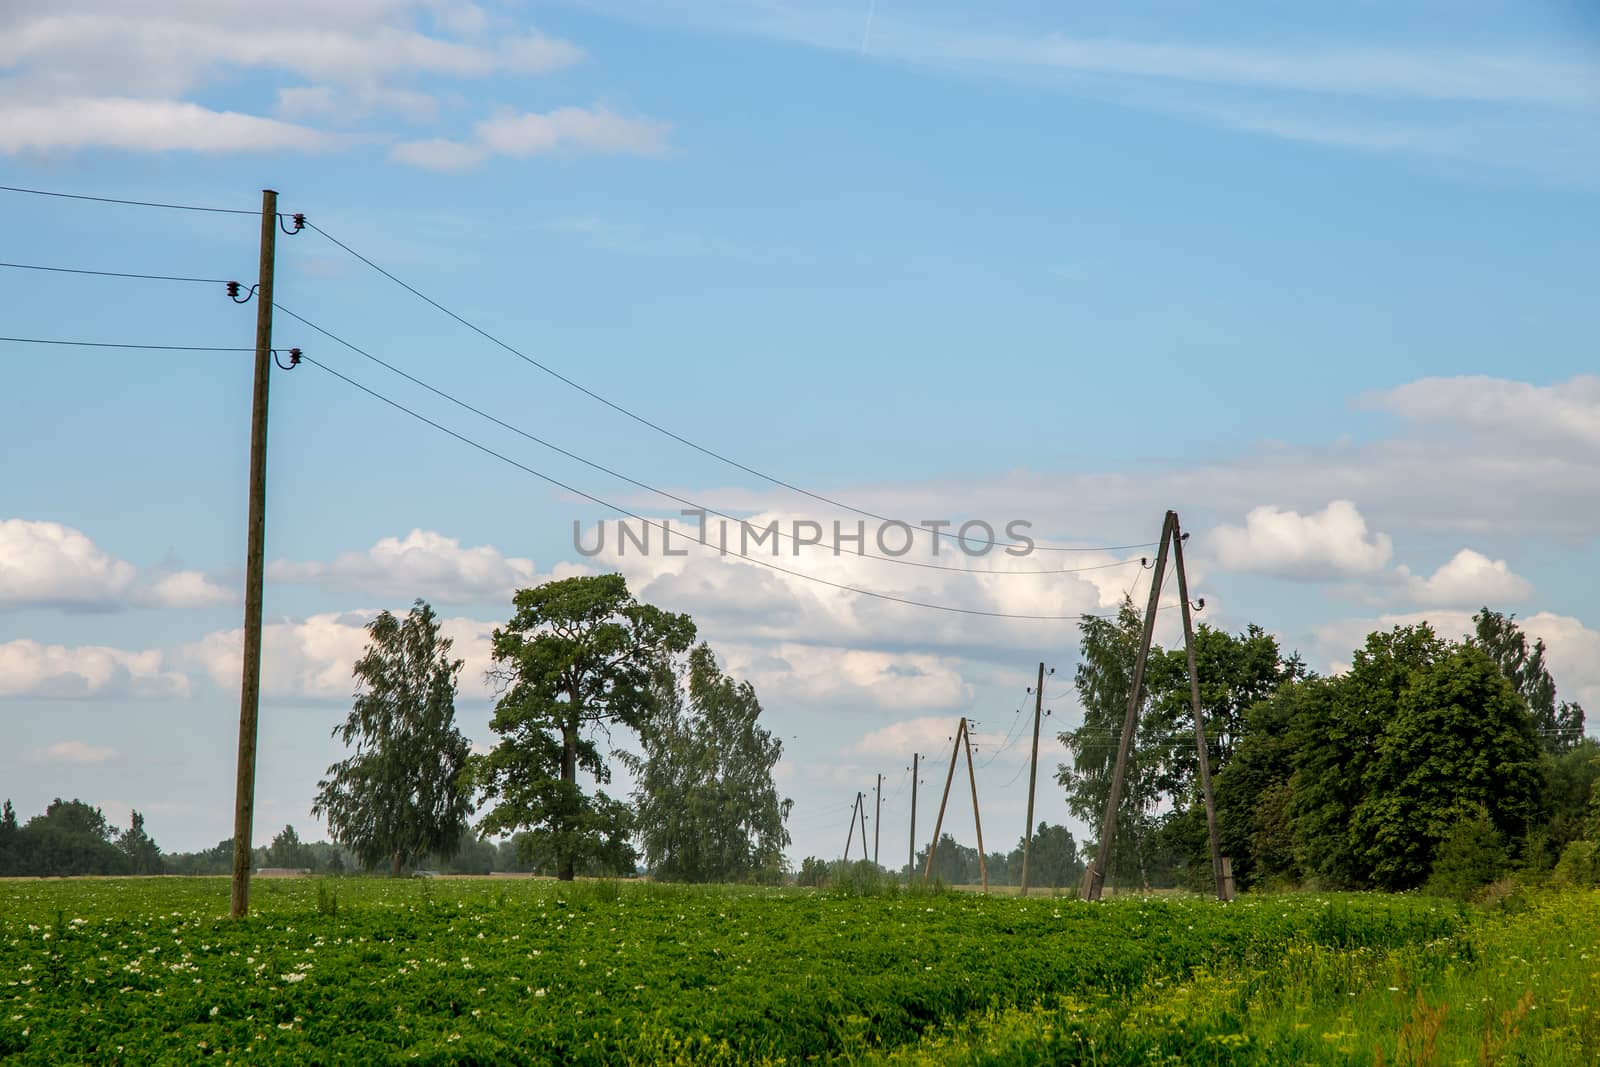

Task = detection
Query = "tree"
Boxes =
[1057,599,1165,887]
[625,644,792,883]
[313,600,473,876]
[265,825,315,870]
[1006,823,1084,890]
[1290,624,1449,888]
[9,799,130,876]
[118,811,163,875]
[473,574,695,880]
[1471,607,1585,754]
[915,833,980,886]
[1425,808,1507,900]
[1350,645,1542,890]
[796,856,829,887]
[0,800,17,876]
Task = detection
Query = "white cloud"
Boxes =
[0,518,137,609]
[29,740,117,764]
[720,642,975,713]
[1210,500,1393,579]
[1397,548,1533,608]
[268,529,577,604]
[0,97,335,154]
[0,1,587,156]
[184,609,498,702]
[392,106,671,170]
[142,571,234,609]
[1368,375,1600,450]
[575,1,1600,172]
[0,639,190,699]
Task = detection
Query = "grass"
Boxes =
[0,876,1589,1065]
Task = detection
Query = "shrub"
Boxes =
[1425,808,1506,901]
[1552,840,1599,887]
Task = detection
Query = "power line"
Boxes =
[0,336,254,352]
[275,303,1141,580]
[0,183,257,216]
[306,221,1155,556]
[0,260,231,286]
[299,353,1108,622]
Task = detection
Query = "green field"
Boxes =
[1,878,1594,1065]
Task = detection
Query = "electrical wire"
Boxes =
[0,336,254,352]
[274,302,1145,580]
[306,221,1157,556]
[300,353,1111,622]
[0,261,231,285]
[0,184,256,216]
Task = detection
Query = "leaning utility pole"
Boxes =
[230,189,278,920]
[908,753,918,881]
[873,773,882,865]
[1172,516,1231,901]
[922,717,989,890]
[961,722,988,891]
[857,792,869,860]
[1081,511,1175,902]
[844,792,864,861]
[1019,661,1046,895]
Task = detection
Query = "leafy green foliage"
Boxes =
[1472,606,1585,754]
[472,574,694,880]
[0,878,1465,1065]
[624,644,791,883]
[312,600,473,876]
[1424,807,1508,900]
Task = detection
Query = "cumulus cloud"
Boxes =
[0,518,137,609]
[29,740,116,764]
[1210,500,1393,579]
[720,642,975,713]
[184,609,499,702]
[0,97,334,154]
[0,518,232,610]
[0,1,590,157]
[0,639,190,699]
[142,570,234,609]
[391,106,672,170]
[1397,549,1533,608]
[268,529,580,604]
[1369,375,1600,450]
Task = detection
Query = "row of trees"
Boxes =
[796,823,1086,890]
[1059,603,1595,895]
[312,575,792,883]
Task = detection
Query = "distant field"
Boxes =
[1,878,1592,1065]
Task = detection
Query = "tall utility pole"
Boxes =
[1081,511,1175,902]
[1172,516,1230,901]
[230,189,278,920]
[1019,661,1046,895]
[908,753,918,880]
[844,792,863,860]
[873,773,882,866]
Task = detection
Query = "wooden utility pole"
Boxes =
[961,723,988,891]
[230,189,278,920]
[1019,661,1046,895]
[908,753,918,880]
[858,792,869,860]
[1081,511,1175,902]
[844,792,863,860]
[922,723,964,882]
[1171,516,1230,901]
[873,773,882,866]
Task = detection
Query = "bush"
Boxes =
[1552,840,1600,887]
[1425,808,1506,901]
[796,856,828,887]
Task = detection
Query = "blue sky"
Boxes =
[1,0,1597,864]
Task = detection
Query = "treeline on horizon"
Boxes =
[5,576,1599,897]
